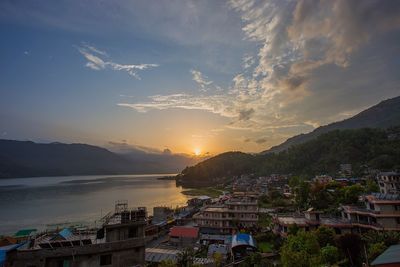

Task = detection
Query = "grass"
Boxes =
[258,242,273,253]
[181,187,223,198]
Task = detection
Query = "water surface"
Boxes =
[0,174,188,234]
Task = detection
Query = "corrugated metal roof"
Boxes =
[231,233,256,249]
[14,229,36,237]
[0,243,26,267]
[169,226,199,238]
[371,244,400,266]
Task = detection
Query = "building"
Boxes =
[6,201,147,267]
[169,226,199,247]
[377,172,400,194]
[152,206,174,225]
[274,193,400,236]
[341,193,400,231]
[231,233,257,263]
[193,194,259,235]
[273,208,353,236]
[371,244,400,267]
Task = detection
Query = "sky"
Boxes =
[1,0,400,155]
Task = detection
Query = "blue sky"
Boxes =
[1,0,400,155]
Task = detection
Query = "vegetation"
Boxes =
[181,187,223,198]
[258,189,292,208]
[280,231,321,267]
[178,127,400,186]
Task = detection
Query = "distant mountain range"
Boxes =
[0,140,201,178]
[3,96,400,180]
[263,96,400,153]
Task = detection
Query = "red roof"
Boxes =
[169,226,199,238]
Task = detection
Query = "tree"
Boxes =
[212,252,223,267]
[176,248,194,267]
[159,259,177,267]
[315,226,335,247]
[281,231,321,267]
[365,179,379,193]
[320,245,339,265]
[288,223,300,236]
[294,179,311,209]
[310,182,330,210]
[336,233,362,266]
[340,184,364,204]
[239,252,264,267]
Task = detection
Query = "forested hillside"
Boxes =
[178,127,400,187]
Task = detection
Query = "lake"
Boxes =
[0,174,189,234]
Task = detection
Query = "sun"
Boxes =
[194,148,201,156]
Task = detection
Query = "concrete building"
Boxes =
[377,172,400,194]
[341,193,400,231]
[152,206,174,225]
[273,208,353,236]
[193,194,259,234]
[6,201,146,267]
[274,193,400,236]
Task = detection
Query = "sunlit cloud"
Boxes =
[190,69,213,91]
[76,43,159,79]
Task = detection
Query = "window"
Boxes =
[397,218,400,224]
[128,227,138,238]
[100,254,112,266]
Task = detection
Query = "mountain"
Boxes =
[178,127,400,187]
[263,96,400,153]
[0,140,199,178]
[177,152,258,187]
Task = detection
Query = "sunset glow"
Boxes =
[194,148,202,156]
[0,1,399,156]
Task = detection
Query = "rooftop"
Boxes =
[371,244,400,266]
[169,226,199,238]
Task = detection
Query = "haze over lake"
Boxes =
[0,174,189,234]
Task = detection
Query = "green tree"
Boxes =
[288,223,300,236]
[365,179,379,193]
[340,184,364,204]
[315,226,336,247]
[320,245,339,265]
[239,252,264,267]
[294,179,311,209]
[212,252,223,267]
[159,259,177,267]
[281,231,321,267]
[176,248,194,267]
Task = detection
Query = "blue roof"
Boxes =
[0,243,26,267]
[371,244,400,266]
[231,233,256,248]
[58,228,73,240]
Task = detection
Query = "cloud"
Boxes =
[255,137,267,144]
[119,0,400,148]
[190,69,213,90]
[76,44,159,79]
[238,108,254,121]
